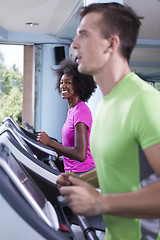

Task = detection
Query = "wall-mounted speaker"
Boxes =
[54,46,65,65]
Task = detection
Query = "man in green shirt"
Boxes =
[57,3,160,239]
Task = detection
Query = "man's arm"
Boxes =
[59,143,160,218]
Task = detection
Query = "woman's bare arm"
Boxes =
[37,122,88,162]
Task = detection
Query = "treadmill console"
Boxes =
[0,143,59,229]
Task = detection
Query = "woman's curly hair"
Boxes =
[54,58,97,102]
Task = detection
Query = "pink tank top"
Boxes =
[62,101,95,172]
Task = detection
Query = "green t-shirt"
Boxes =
[90,72,160,240]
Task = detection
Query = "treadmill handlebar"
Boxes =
[57,195,99,240]
[23,121,36,134]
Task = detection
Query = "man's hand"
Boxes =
[56,172,80,186]
[59,176,102,216]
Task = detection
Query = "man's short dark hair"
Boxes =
[79,3,143,62]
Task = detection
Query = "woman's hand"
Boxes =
[37,131,51,146]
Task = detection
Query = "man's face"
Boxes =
[71,12,110,76]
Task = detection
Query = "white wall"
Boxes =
[35,44,69,142]
[87,85,102,119]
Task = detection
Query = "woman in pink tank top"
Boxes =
[37,58,96,173]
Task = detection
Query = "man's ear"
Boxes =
[106,35,120,53]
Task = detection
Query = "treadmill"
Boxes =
[0,142,104,239]
[0,118,105,238]
[2,116,64,172]
[0,143,100,239]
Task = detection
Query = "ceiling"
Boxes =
[0,0,83,44]
[124,0,160,78]
[0,0,160,77]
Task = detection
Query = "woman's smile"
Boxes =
[60,74,76,99]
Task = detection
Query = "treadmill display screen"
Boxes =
[7,153,44,206]
[0,144,59,230]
